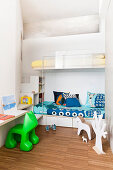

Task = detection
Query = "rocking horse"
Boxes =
[74,116,95,140]
[5,111,39,151]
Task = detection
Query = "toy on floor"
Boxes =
[82,136,87,143]
[5,111,39,152]
[75,116,95,141]
[92,112,107,154]
[45,124,56,131]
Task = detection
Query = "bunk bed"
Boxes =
[27,2,105,126]
[32,52,105,122]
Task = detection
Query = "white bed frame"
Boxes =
[38,115,92,128]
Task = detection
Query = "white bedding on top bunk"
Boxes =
[24,15,99,38]
[55,54,105,68]
[56,54,105,68]
[32,54,105,69]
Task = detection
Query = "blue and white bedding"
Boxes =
[33,101,105,119]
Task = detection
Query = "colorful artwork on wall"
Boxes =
[2,95,17,114]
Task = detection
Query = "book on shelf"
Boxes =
[39,93,44,103]
[0,114,15,120]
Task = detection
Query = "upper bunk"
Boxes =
[31,52,105,71]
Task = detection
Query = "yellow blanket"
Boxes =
[32,59,55,68]
[92,58,105,65]
[95,54,105,59]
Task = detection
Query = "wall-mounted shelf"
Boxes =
[17,104,33,110]
[20,76,45,109]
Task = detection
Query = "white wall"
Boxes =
[23,15,99,39]
[0,1,17,96]
[0,1,23,147]
[106,0,113,152]
[0,0,23,105]
[44,69,105,105]
[15,0,23,105]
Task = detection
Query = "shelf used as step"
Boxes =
[17,104,33,110]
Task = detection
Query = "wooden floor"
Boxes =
[0,126,113,170]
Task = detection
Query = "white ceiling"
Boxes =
[21,0,99,24]
[23,15,99,39]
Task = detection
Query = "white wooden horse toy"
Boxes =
[82,136,87,143]
[75,116,95,140]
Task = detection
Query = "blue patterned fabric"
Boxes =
[34,101,105,119]
[53,91,69,105]
[94,94,105,108]
[33,101,56,114]
[47,106,105,119]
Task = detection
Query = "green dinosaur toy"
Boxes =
[5,111,39,151]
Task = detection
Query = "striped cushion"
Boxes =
[63,93,79,100]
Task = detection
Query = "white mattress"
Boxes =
[24,15,99,38]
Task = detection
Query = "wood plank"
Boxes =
[17,104,33,110]
[0,126,112,170]
[0,110,27,127]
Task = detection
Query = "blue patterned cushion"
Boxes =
[94,94,105,108]
[85,92,105,108]
[85,92,96,107]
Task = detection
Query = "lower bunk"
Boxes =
[34,101,105,118]
[34,101,105,127]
